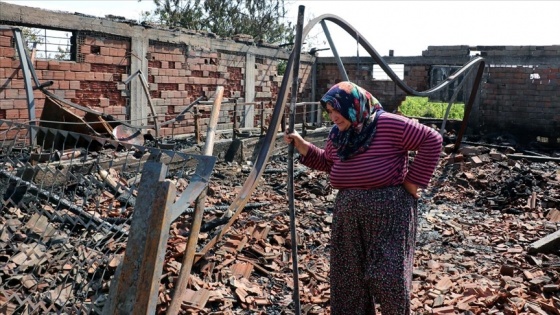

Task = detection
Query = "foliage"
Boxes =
[144,0,295,45]
[21,27,70,60]
[277,60,287,75]
[54,45,70,61]
[21,27,44,51]
[399,96,464,120]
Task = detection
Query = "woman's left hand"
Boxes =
[403,180,420,199]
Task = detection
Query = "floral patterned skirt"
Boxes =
[330,185,417,315]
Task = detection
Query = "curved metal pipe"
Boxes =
[304,14,485,97]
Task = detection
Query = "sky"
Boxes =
[2,0,560,57]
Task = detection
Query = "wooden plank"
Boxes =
[102,162,168,315]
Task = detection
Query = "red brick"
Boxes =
[69,81,80,89]
[6,109,18,119]
[10,80,24,89]
[18,109,28,119]
[59,62,71,71]
[80,45,91,54]
[75,73,87,80]
[0,58,12,68]
[69,63,82,71]
[58,81,70,89]
[100,47,111,56]
[13,100,27,109]
[0,36,11,47]
[0,99,14,109]
[48,60,61,70]
[65,90,75,99]
[53,71,65,80]
[84,55,96,63]
[114,48,128,57]
[35,60,49,70]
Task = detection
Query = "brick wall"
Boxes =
[0,30,130,124]
[1,1,559,145]
[481,64,560,142]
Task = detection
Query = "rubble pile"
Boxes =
[155,141,560,314]
[1,137,559,314]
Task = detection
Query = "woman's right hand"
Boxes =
[284,128,309,156]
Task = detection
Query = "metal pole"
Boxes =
[320,20,349,81]
[233,99,238,139]
[12,28,37,146]
[260,101,265,136]
[288,5,305,315]
[311,54,317,125]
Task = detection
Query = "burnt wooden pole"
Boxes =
[167,86,224,315]
[287,5,305,315]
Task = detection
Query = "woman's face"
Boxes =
[325,104,351,131]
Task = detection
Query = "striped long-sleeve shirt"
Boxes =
[300,112,443,190]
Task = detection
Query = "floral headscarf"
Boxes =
[320,81,384,161]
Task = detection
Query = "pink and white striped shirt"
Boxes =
[300,112,443,190]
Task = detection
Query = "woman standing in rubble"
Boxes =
[285,81,442,314]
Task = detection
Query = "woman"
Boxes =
[284,81,442,314]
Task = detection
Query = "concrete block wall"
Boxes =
[316,46,560,144]
[481,64,560,141]
[313,61,406,112]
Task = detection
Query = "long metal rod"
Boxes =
[287,6,305,315]
[320,20,349,81]
[125,69,160,139]
[166,86,224,315]
[441,66,474,135]
[453,62,485,152]
[194,49,296,264]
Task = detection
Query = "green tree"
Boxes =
[21,27,44,53]
[144,0,294,44]
[54,45,70,61]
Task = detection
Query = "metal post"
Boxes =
[260,101,265,136]
[12,28,37,146]
[232,99,238,139]
[311,55,317,125]
[320,20,349,81]
[287,5,305,315]
[302,103,307,137]
[194,106,201,145]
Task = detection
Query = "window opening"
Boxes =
[372,64,404,81]
[21,27,75,61]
